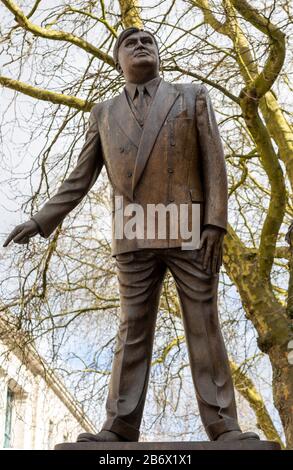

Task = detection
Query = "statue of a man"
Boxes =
[3,27,260,443]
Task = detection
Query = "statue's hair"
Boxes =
[113,27,160,71]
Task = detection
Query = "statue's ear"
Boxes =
[116,62,123,74]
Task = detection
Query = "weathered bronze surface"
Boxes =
[4,27,265,446]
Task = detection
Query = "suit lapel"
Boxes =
[110,79,180,201]
[111,89,142,149]
[131,80,180,198]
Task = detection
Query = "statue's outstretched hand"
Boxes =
[3,220,40,247]
[198,225,225,274]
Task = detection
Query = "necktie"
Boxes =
[135,84,147,125]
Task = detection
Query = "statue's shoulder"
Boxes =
[169,80,206,97]
[90,95,117,118]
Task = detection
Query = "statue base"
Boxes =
[54,440,280,451]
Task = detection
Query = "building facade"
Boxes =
[0,317,97,449]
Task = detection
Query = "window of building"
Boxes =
[4,387,14,448]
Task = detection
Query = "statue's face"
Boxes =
[117,31,159,80]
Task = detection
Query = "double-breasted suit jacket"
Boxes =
[31,77,228,255]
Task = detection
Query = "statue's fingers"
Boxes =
[13,229,28,244]
[18,236,30,245]
[211,243,219,274]
[203,241,212,271]
[3,234,13,247]
[198,239,206,264]
[216,245,223,273]
[3,227,22,247]
[198,232,207,262]
[198,231,207,251]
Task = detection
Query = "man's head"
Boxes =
[113,27,160,83]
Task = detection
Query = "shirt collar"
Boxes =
[125,76,162,101]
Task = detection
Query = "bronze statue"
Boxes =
[3,27,260,443]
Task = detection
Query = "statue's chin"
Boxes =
[132,56,155,68]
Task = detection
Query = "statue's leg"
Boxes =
[164,248,241,441]
[102,250,166,441]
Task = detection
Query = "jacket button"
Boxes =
[168,198,175,203]
[168,168,174,173]
[127,171,132,177]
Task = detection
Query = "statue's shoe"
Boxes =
[216,430,260,441]
[77,430,130,442]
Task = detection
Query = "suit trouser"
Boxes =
[102,248,241,441]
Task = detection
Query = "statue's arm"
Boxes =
[195,84,228,273]
[30,104,104,239]
[195,84,228,234]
